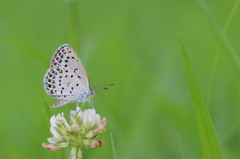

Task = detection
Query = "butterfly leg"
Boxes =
[88,99,94,108]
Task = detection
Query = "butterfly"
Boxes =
[43,44,113,108]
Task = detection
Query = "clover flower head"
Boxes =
[42,107,107,159]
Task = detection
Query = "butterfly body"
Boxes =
[44,44,96,108]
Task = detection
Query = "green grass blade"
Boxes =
[222,0,240,33]
[198,0,240,70]
[200,0,240,145]
[39,92,56,159]
[176,133,185,159]
[110,132,117,159]
[0,137,24,159]
[39,92,52,125]
[206,0,240,106]
[67,0,81,48]
[179,36,223,159]
[5,39,49,66]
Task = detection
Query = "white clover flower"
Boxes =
[82,108,101,130]
[42,107,107,159]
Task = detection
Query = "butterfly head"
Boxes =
[90,88,97,97]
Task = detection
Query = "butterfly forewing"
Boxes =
[50,44,89,89]
[43,44,93,108]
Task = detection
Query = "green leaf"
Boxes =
[179,36,223,159]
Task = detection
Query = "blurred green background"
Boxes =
[1,0,240,158]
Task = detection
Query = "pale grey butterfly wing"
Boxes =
[50,44,89,89]
[44,44,92,108]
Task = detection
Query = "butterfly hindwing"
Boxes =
[50,99,72,108]
[44,66,88,100]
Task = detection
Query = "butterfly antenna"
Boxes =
[93,83,115,90]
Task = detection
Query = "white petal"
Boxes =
[61,117,71,132]
[94,114,100,124]
[47,137,58,144]
[82,112,89,128]
[82,108,101,129]
[71,123,80,134]
[76,106,80,112]
[50,127,63,142]
[50,115,57,127]
[89,108,96,115]
[59,142,70,148]
[70,110,77,117]
[56,114,61,120]
[77,147,82,159]
[77,111,83,122]
[69,147,77,159]
[86,131,94,138]
[82,111,87,126]
[42,142,62,152]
